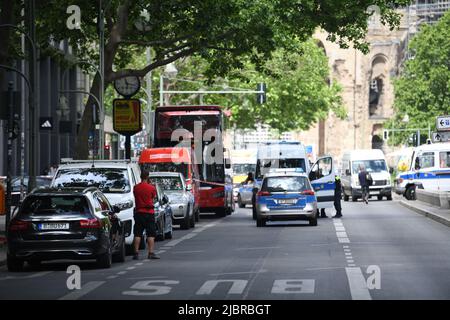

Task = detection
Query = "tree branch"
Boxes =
[107,48,196,82]
[119,33,194,47]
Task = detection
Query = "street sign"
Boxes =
[39,117,53,131]
[436,115,450,132]
[112,99,142,135]
[432,131,450,143]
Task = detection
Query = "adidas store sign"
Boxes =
[40,117,53,130]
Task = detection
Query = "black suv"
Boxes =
[7,187,125,271]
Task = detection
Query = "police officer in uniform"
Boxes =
[333,175,343,218]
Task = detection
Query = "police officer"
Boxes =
[333,175,343,218]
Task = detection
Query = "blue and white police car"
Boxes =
[255,170,318,227]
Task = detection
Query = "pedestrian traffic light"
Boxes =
[383,130,388,141]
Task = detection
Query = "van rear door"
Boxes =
[309,156,335,209]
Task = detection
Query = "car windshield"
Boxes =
[20,195,91,216]
[262,176,310,193]
[149,177,184,191]
[141,163,189,180]
[257,158,306,179]
[352,160,387,174]
[53,168,130,193]
[233,164,256,175]
[11,176,52,191]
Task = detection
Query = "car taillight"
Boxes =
[9,220,30,231]
[257,191,271,197]
[79,219,102,229]
[302,190,315,196]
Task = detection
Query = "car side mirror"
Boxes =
[112,205,121,214]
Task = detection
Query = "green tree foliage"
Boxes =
[168,39,345,132]
[385,11,450,145]
[3,0,411,158]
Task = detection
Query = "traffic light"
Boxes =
[383,130,388,141]
[256,83,266,104]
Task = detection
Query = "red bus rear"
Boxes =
[153,105,231,216]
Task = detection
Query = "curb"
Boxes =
[400,200,450,228]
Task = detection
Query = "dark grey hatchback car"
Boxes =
[7,187,126,271]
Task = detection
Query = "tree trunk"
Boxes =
[74,72,102,159]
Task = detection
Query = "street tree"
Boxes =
[385,10,450,145]
[4,0,411,158]
[168,39,345,132]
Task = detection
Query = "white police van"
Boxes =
[252,141,335,219]
[395,142,450,200]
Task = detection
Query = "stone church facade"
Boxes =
[296,9,413,161]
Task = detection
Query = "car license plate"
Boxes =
[278,199,297,205]
[39,223,69,230]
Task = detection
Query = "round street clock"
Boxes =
[113,76,141,97]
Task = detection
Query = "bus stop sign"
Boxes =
[113,99,142,135]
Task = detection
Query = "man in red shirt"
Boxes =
[133,170,160,260]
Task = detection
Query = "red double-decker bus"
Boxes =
[153,105,233,216]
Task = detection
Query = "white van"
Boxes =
[340,149,392,201]
[253,141,335,217]
[395,142,450,200]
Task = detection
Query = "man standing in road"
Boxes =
[358,165,370,204]
[333,175,343,218]
[132,170,160,260]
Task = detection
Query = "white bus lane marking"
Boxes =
[271,279,315,294]
[0,271,53,281]
[59,281,106,300]
[333,219,373,300]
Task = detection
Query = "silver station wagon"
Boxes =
[149,172,196,230]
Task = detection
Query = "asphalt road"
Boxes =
[1,198,450,300]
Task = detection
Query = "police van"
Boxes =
[395,142,450,200]
[252,141,335,219]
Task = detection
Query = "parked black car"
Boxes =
[7,187,125,271]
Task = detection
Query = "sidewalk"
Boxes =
[399,197,450,228]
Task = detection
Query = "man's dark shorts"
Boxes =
[133,213,157,238]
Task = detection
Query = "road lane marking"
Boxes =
[345,267,371,300]
[126,267,136,270]
[107,275,118,279]
[271,279,315,294]
[117,271,127,275]
[338,238,350,243]
[0,271,53,281]
[58,281,105,300]
[335,226,346,231]
[336,232,348,238]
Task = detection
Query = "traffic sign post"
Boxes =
[432,131,450,143]
[436,115,450,132]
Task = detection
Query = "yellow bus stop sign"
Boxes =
[113,99,142,135]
